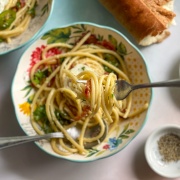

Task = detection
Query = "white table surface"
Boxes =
[0,0,180,180]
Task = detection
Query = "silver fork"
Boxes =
[0,119,108,150]
[114,79,180,100]
[0,132,64,150]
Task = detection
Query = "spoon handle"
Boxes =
[132,79,180,90]
[0,133,63,150]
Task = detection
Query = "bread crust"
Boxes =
[99,0,175,45]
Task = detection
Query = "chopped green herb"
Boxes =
[103,53,120,73]
[55,109,71,125]
[33,69,49,85]
[104,54,120,67]
[103,65,114,73]
[42,123,53,134]
[28,7,36,17]
[33,105,53,133]
[33,105,47,121]
[0,38,4,43]
[59,57,65,64]
[82,66,85,71]
[28,1,37,18]
[16,1,21,9]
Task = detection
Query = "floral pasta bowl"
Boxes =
[0,0,54,55]
[11,22,152,162]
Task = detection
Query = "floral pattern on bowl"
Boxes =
[0,0,54,55]
[11,22,152,162]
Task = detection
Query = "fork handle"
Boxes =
[0,133,60,150]
[132,79,180,90]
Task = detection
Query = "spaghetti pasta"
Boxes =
[0,0,37,43]
[29,31,149,156]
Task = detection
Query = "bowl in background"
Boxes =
[11,22,152,162]
[145,124,180,178]
[0,0,54,55]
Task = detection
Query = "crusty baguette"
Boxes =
[99,0,176,46]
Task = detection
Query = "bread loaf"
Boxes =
[99,0,176,46]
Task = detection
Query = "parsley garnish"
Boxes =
[33,105,53,133]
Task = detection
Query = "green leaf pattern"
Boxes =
[87,123,135,157]
[41,0,52,16]
[108,34,117,47]
[117,42,128,55]
[40,24,130,60]
[41,27,71,44]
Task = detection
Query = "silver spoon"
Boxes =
[0,121,107,150]
[114,79,180,100]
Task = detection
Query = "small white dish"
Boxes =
[145,124,180,178]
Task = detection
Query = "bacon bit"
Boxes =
[47,77,55,87]
[84,80,91,99]
[121,109,126,113]
[13,0,26,11]
[104,71,110,75]
[20,0,26,8]
[74,105,91,121]
[66,104,78,117]
[70,63,76,69]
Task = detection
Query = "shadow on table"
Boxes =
[132,141,168,180]
[0,88,109,180]
[0,87,63,179]
[168,58,180,108]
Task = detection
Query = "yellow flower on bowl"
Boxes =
[19,102,31,116]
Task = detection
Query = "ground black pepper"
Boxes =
[158,133,180,162]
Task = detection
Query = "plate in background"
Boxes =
[0,0,54,55]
